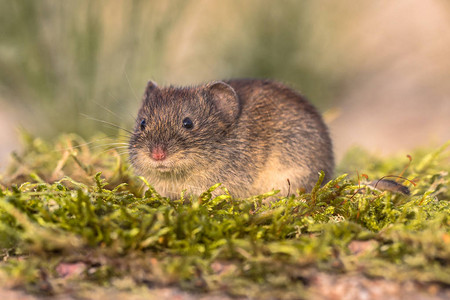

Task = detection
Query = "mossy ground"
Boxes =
[0,133,449,299]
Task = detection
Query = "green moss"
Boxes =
[0,134,449,299]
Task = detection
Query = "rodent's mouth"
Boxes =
[151,157,180,173]
[154,165,172,172]
[133,150,193,175]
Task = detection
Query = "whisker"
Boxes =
[54,137,114,152]
[90,142,130,149]
[88,145,129,152]
[102,146,130,149]
[97,142,130,146]
[48,133,132,157]
[116,150,131,157]
[125,70,139,102]
[80,113,133,134]
[113,147,130,151]
[95,145,131,155]
[94,101,123,120]
[116,133,133,138]
[113,135,133,141]
[106,90,138,122]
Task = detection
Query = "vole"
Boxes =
[129,79,334,198]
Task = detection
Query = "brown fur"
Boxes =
[129,79,334,198]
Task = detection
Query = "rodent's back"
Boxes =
[225,79,334,191]
[129,79,334,198]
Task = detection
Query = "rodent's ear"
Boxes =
[143,80,158,99]
[206,81,240,122]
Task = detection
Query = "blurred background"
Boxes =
[1,0,449,169]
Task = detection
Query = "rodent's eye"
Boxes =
[140,119,146,131]
[182,117,194,129]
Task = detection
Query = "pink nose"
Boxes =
[151,147,166,161]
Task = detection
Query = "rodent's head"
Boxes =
[129,80,240,177]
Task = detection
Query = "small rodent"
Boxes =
[129,79,334,198]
